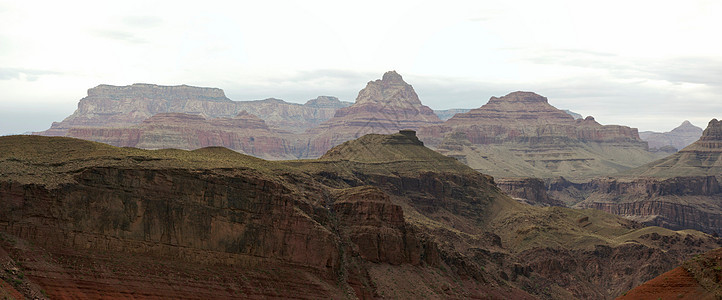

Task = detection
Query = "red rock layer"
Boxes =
[444,91,576,126]
[306,71,442,157]
[65,112,296,160]
[332,186,439,266]
[421,92,643,145]
[37,84,350,136]
[496,177,565,207]
[619,247,722,300]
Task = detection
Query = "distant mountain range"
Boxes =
[35,71,663,180]
[639,120,703,152]
[5,71,722,298]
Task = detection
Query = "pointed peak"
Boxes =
[681,120,692,126]
[381,70,404,83]
[700,118,722,141]
[354,71,423,106]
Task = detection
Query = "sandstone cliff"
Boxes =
[640,120,703,152]
[64,112,297,160]
[37,84,350,136]
[496,177,565,207]
[552,119,722,234]
[619,247,722,299]
[236,96,351,132]
[418,91,663,180]
[305,71,442,158]
[628,118,722,178]
[2,134,720,299]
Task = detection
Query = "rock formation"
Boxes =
[64,111,296,160]
[237,96,351,132]
[626,118,722,178]
[305,71,442,157]
[640,120,703,153]
[1,133,720,299]
[562,109,583,120]
[496,177,565,207]
[434,108,470,121]
[36,84,351,136]
[620,247,722,299]
[554,119,722,233]
[418,91,663,180]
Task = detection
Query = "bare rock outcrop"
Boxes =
[36,84,351,137]
[65,112,296,160]
[626,118,722,178]
[496,177,565,207]
[40,84,236,136]
[2,134,721,299]
[554,120,722,233]
[418,91,661,180]
[640,120,703,152]
[305,71,442,157]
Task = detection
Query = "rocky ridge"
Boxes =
[548,119,722,234]
[619,247,722,299]
[640,120,703,153]
[38,84,351,136]
[64,111,296,160]
[305,71,442,157]
[418,91,662,180]
[1,133,720,299]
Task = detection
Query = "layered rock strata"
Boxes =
[37,84,351,136]
[65,112,296,160]
[305,71,442,157]
[418,91,662,180]
[620,247,722,299]
[552,119,722,233]
[496,177,565,207]
[640,120,703,152]
[2,133,720,299]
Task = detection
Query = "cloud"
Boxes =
[91,29,147,44]
[0,68,61,81]
[122,16,163,28]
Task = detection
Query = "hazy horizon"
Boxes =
[2,1,721,135]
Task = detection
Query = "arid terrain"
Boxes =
[1,132,721,299]
[0,72,718,299]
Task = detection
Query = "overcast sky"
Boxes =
[1,0,721,135]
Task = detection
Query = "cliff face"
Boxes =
[640,120,703,152]
[628,119,722,178]
[37,84,351,137]
[620,247,722,299]
[559,119,722,234]
[418,92,661,180]
[496,177,565,207]
[40,84,236,136]
[562,176,722,233]
[65,112,296,160]
[236,96,351,133]
[2,134,719,299]
[305,71,442,158]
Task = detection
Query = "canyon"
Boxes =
[20,71,722,298]
[1,133,720,299]
[564,119,722,234]
[36,72,661,181]
[38,83,352,137]
[417,91,663,180]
